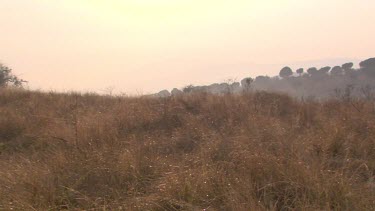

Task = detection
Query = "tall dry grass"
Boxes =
[0,88,374,210]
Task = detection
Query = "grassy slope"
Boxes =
[0,88,374,210]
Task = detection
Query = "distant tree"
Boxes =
[171,88,183,96]
[230,82,241,93]
[157,90,171,98]
[342,62,354,71]
[241,77,254,91]
[0,63,25,87]
[183,85,195,93]
[341,62,356,77]
[296,68,304,76]
[255,75,271,82]
[319,66,331,74]
[359,57,375,77]
[359,58,375,69]
[330,66,343,76]
[279,66,293,78]
[307,67,318,76]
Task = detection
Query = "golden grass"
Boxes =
[0,88,374,210]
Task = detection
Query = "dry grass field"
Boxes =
[0,88,374,210]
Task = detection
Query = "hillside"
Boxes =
[155,58,375,100]
[0,88,374,210]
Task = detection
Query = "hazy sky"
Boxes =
[1,0,374,94]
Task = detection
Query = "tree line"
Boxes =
[157,57,375,99]
[2,57,375,99]
[270,57,375,99]
[278,58,375,79]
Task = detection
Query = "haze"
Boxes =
[1,0,374,94]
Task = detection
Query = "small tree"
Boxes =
[341,62,356,76]
[183,84,195,93]
[241,77,254,92]
[359,58,375,77]
[319,66,331,74]
[342,62,354,71]
[359,58,375,69]
[0,63,25,87]
[279,66,293,78]
[330,66,343,76]
[255,75,271,82]
[296,68,304,76]
[307,67,318,76]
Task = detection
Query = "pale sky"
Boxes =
[1,0,374,94]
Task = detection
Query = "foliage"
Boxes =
[172,57,375,99]
[279,66,293,78]
[241,77,254,91]
[307,67,318,75]
[360,58,375,77]
[296,68,304,75]
[0,63,25,87]
[319,66,331,74]
[342,62,354,70]
[331,66,343,76]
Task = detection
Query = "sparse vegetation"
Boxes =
[0,88,374,210]
[0,63,26,87]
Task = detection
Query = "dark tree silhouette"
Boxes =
[296,68,304,76]
[255,75,271,82]
[279,66,293,78]
[307,67,318,76]
[241,77,254,91]
[163,57,375,99]
[359,58,375,68]
[183,85,195,93]
[0,63,25,87]
[342,62,354,70]
[171,88,183,96]
[319,66,331,74]
[359,58,375,77]
[342,62,356,76]
[330,66,343,76]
